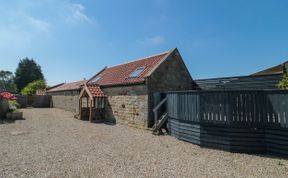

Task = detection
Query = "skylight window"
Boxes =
[129,67,145,78]
[90,75,102,83]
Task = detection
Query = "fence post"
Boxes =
[227,91,232,127]
[199,91,203,125]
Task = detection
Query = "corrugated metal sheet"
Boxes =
[195,74,282,90]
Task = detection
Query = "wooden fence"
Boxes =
[17,95,51,108]
[167,90,288,156]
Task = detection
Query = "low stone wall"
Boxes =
[49,85,149,127]
[0,99,9,117]
[103,85,149,127]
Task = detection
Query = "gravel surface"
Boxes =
[0,108,288,178]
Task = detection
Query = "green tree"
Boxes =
[277,73,288,89]
[21,80,46,95]
[0,70,17,93]
[14,58,44,91]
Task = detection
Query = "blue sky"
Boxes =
[1,0,288,85]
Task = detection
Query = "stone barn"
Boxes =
[82,48,194,127]
[47,80,87,113]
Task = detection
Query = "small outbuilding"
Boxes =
[78,84,106,122]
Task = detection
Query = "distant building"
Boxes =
[47,80,86,96]
[46,80,87,113]
[252,60,288,76]
[35,89,46,95]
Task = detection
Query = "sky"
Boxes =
[0,0,288,86]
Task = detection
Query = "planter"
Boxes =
[6,111,23,119]
[0,99,9,117]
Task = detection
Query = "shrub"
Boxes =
[277,73,288,89]
[8,100,20,112]
[21,80,46,95]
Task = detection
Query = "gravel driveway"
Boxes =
[0,108,288,178]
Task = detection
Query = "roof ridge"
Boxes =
[63,80,87,85]
[107,50,170,69]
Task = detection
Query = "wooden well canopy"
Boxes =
[79,84,106,122]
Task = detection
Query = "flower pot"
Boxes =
[6,112,23,119]
[6,112,12,119]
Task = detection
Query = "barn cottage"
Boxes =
[81,48,194,127]
[48,48,194,127]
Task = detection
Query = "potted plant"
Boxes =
[0,92,22,119]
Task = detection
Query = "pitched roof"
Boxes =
[87,50,171,86]
[86,84,106,97]
[46,83,65,91]
[47,80,87,92]
[252,60,288,76]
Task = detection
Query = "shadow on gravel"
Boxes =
[257,153,288,160]
[80,117,116,126]
[0,117,26,124]
[83,120,116,126]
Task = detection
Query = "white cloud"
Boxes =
[65,3,93,24]
[0,12,51,51]
[26,16,50,33]
[0,1,97,53]
[139,36,165,46]
[0,1,96,47]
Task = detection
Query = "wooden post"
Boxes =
[89,98,93,123]
[79,97,82,120]
[154,111,158,126]
[87,97,89,108]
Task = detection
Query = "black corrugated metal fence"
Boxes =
[167,90,288,156]
[195,74,282,90]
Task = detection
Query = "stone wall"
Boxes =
[51,95,80,113]
[102,85,149,127]
[146,49,195,127]
[0,99,9,117]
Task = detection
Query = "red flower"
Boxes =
[0,92,17,100]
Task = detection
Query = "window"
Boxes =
[129,67,145,78]
[90,75,102,83]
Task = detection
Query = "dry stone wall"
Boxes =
[51,95,79,113]
[103,85,149,127]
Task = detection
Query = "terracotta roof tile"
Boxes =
[47,80,87,92]
[86,84,106,97]
[88,51,169,86]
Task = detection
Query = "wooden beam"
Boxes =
[89,99,93,123]
[79,97,82,120]
[87,97,89,108]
